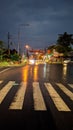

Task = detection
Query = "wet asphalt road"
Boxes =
[0,63,73,130]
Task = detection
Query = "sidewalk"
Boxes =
[0,61,27,67]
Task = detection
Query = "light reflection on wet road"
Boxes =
[42,63,73,83]
[22,63,73,83]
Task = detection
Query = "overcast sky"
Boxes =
[0,0,73,52]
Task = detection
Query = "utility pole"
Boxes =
[18,30,20,55]
[17,24,30,55]
[8,32,10,55]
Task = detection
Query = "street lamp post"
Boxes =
[17,24,30,55]
[25,44,31,58]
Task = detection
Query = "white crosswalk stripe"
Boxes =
[0,80,3,84]
[68,84,73,89]
[33,82,47,110]
[0,81,15,104]
[9,82,27,110]
[56,83,73,100]
[0,80,73,111]
[44,83,71,111]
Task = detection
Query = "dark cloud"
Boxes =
[0,0,73,50]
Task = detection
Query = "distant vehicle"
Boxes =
[63,59,71,63]
[28,59,35,64]
[29,59,39,65]
[28,59,45,65]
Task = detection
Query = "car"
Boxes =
[28,59,35,64]
[63,59,71,63]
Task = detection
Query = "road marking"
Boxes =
[9,82,27,110]
[56,83,73,100]
[33,82,47,111]
[44,83,71,111]
[0,81,15,104]
[0,68,10,74]
[68,84,73,89]
[0,81,3,84]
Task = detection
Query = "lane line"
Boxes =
[9,82,27,110]
[56,83,73,100]
[33,82,47,111]
[44,83,71,111]
[0,81,15,104]
[0,68,10,74]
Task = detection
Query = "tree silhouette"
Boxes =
[57,32,73,47]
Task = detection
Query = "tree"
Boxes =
[0,40,4,48]
[57,32,73,47]
[57,32,73,55]
[47,45,55,50]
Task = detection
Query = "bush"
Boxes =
[10,54,21,61]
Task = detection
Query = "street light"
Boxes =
[17,23,30,55]
[25,44,31,58]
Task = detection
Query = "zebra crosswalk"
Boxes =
[0,80,73,111]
